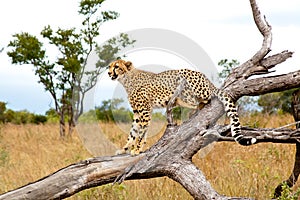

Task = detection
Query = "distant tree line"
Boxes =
[80,98,165,123]
[1,86,296,125]
[0,99,131,124]
[0,99,168,125]
[79,98,133,123]
[0,102,47,124]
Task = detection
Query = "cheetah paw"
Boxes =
[115,149,126,155]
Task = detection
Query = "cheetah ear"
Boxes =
[125,61,133,70]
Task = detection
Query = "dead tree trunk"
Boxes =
[59,111,66,137]
[0,0,299,199]
[274,90,300,197]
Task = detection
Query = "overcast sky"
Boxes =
[0,0,299,114]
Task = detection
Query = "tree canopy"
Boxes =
[7,0,135,136]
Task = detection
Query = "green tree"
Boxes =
[45,108,60,123]
[0,104,47,124]
[95,98,132,123]
[4,109,15,123]
[32,114,47,124]
[0,102,7,123]
[258,89,297,114]
[7,0,135,137]
[96,33,135,68]
[218,59,240,83]
[96,99,114,122]
[13,110,34,124]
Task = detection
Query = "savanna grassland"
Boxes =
[0,114,299,199]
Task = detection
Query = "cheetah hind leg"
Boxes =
[132,128,149,155]
[131,136,146,155]
[116,131,137,155]
[130,137,140,156]
[166,97,177,127]
[166,81,186,127]
[115,137,132,155]
[187,100,210,118]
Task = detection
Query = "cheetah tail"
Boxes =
[214,88,257,146]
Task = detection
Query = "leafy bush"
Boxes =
[32,114,47,124]
[275,182,300,200]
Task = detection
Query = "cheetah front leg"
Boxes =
[118,102,151,156]
[132,106,151,155]
[116,116,139,155]
[116,108,141,155]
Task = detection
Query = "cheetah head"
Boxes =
[108,60,133,80]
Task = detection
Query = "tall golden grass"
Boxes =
[0,114,298,199]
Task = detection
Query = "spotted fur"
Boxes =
[108,60,256,155]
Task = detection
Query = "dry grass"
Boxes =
[0,114,299,199]
[0,124,91,193]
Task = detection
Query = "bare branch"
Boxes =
[230,70,300,99]
[0,155,144,200]
[239,50,294,78]
[225,0,273,88]
[249,0,272,61]
[250,0,271,38]
[260,50,293,70]
[218,126,300,144]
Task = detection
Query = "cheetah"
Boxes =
[108,59,256,155]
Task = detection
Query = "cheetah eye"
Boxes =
[114,64,119,69]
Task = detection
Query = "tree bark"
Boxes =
[0,0,299,199]
[273,89,300,197]
[0,155,143,200]
[59,112,66,137]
